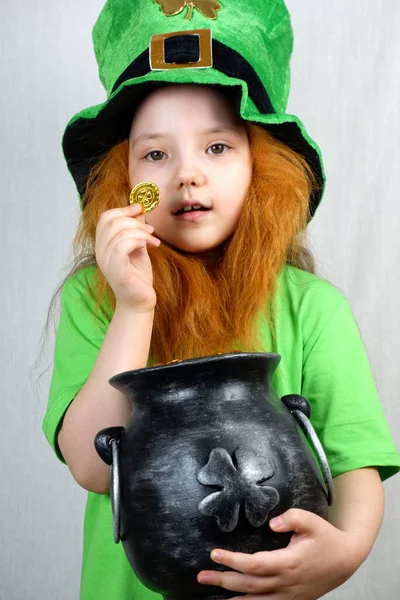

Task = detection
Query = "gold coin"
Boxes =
[129,181,160,213]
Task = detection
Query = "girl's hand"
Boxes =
[197,508,361,599]
[95,204,161,313]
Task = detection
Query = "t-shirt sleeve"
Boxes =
[42,267,110,463]
[301,292,400,482]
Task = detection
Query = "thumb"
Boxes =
[269,508,322,535]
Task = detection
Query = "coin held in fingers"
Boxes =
[129,181,160,213]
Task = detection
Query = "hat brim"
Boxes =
[62,68,325,216]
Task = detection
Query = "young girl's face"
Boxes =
[128,85,252,253]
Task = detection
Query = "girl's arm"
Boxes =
[327,467,384,562]
[58,305,154,494]
[198,467,384,599]
[59,204,160,494]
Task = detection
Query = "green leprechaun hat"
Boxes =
[62,0,326,216]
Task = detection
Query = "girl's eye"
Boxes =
[207,144,229,155]
[145,150,166,161]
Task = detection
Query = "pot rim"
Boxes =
[109,351,281,387]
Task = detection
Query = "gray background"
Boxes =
[1,0,399,598]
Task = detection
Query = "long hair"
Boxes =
[34,123,317,379]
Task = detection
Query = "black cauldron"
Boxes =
[95,352,333,600]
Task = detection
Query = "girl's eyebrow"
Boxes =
[203,126,242,136]
[131,133,165,148]
[131,125,242,148]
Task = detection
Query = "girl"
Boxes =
[43,1,400,599]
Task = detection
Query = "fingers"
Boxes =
[98,203,143,227]
[96,205,159,261]
[96,204,150,243]
[101,218,155,250]
[104,231,161,270]
[229,597,275,600]
[229,596,277,600]
[94,204,159,310]
[129,203,147,225]
[197,546,298,594]
[197,511,339,599]
[208,548,292,577]
[197,570,281,594]
[105,227,160,255]
[270,508,324,535]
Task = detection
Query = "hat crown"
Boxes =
[92,0,294,113]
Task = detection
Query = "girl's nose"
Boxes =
[174,160,206,189]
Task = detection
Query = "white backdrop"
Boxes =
[0,1,399,599]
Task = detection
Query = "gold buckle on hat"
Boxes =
[150,29,213,70]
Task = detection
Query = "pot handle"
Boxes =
[281,395,335,506]
[94,427,125,543]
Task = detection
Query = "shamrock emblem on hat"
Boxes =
[155,0,222,20]
[197,447,280,533]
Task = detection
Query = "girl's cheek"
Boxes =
[144,209,162,228]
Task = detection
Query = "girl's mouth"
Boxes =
[173,206,211,221]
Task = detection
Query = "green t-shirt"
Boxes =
[43,264,400,600]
